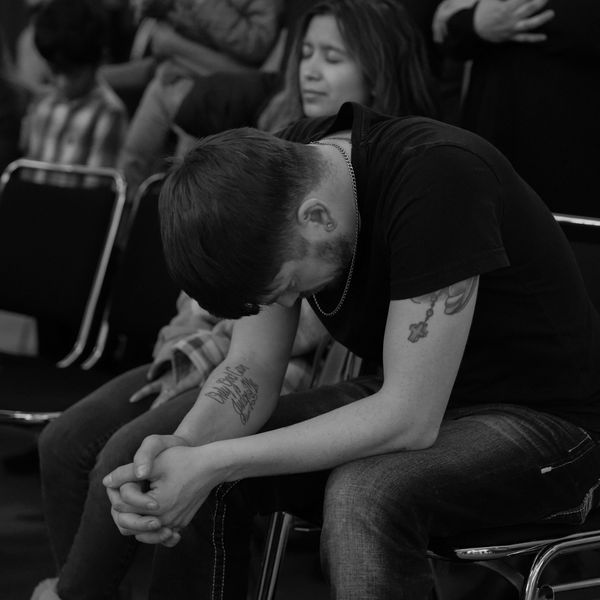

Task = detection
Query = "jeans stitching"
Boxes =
[211,481,242,600]
[566,432,592,454]
[540,436,596,474]
[211,484,225,600]
[544,479,600,522]
[220,481,241,600]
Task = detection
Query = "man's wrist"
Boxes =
[195,440,241,483]
[172,433,192,446]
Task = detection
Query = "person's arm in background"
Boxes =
[14,23,52,96]
[436,0,600,59]
[433,0,555,59]
[172,69,280,139]
[164,0,283,66]
[147,22,259,74]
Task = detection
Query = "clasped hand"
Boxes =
[103,434,218,547]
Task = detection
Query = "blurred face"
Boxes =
[51,67,96,100]
[299,14,369,118]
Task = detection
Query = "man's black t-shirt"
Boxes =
[279,103,600,433]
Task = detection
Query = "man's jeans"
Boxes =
[40,374,600,599]
[39,365,198,600]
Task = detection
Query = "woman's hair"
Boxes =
[258,0,437,132]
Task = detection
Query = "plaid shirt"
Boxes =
[21,80,127,186]
[154,293,327,395]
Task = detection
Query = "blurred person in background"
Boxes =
[20,0,128,184]
[433,0,600,216]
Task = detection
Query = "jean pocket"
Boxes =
[540,430,600,525]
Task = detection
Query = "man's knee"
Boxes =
[39,412,82,474]
[323,456,427,531]
[91,420,148,482]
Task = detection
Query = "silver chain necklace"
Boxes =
[309,139,360,317]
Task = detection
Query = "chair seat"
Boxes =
[429,509,600,560]
[0,353,119,416]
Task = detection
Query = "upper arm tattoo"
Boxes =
[205,364,259,424]
[408,277,477,343]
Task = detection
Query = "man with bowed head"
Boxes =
[105,102,600,599]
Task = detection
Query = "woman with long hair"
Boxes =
[122,0,438,194]
[174,0,437,141]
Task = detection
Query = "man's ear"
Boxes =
[296,198,335,233]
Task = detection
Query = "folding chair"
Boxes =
[81,172,180,372]
[256,213,600,600]
[0,159,126,422]
[0,171,179,425]
[256,340,361,600]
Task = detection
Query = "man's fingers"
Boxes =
[130,381,162,403]
[132,433,188,478]
[135,528,180,546]
[103,463,137,488]
[111,507,136,536]
[160,531,182,547]
[119,481,159,512]
[132,434,169,479]
[512,32,547,42]
[113,509,162,534]
[107,486,138,513]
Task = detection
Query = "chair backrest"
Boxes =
[310,338,363,388]
[82,173,180,371]
[554,213,600,314]
[0,159,126,364]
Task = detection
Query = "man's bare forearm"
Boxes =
[173,356,284,446]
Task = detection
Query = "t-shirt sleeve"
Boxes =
[386,144,510,299]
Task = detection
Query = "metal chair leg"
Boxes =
[522,533,600,600]
[256,512,294,600]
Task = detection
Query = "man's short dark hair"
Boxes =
[159,128,326,319]
[33,0,108,74]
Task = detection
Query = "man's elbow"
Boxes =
[408,426,440,450]
[390,422,440,452]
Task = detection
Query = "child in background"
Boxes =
[21,0,127,186]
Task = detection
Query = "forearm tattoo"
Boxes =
[408,277,477,343]
[205,364,259,425]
